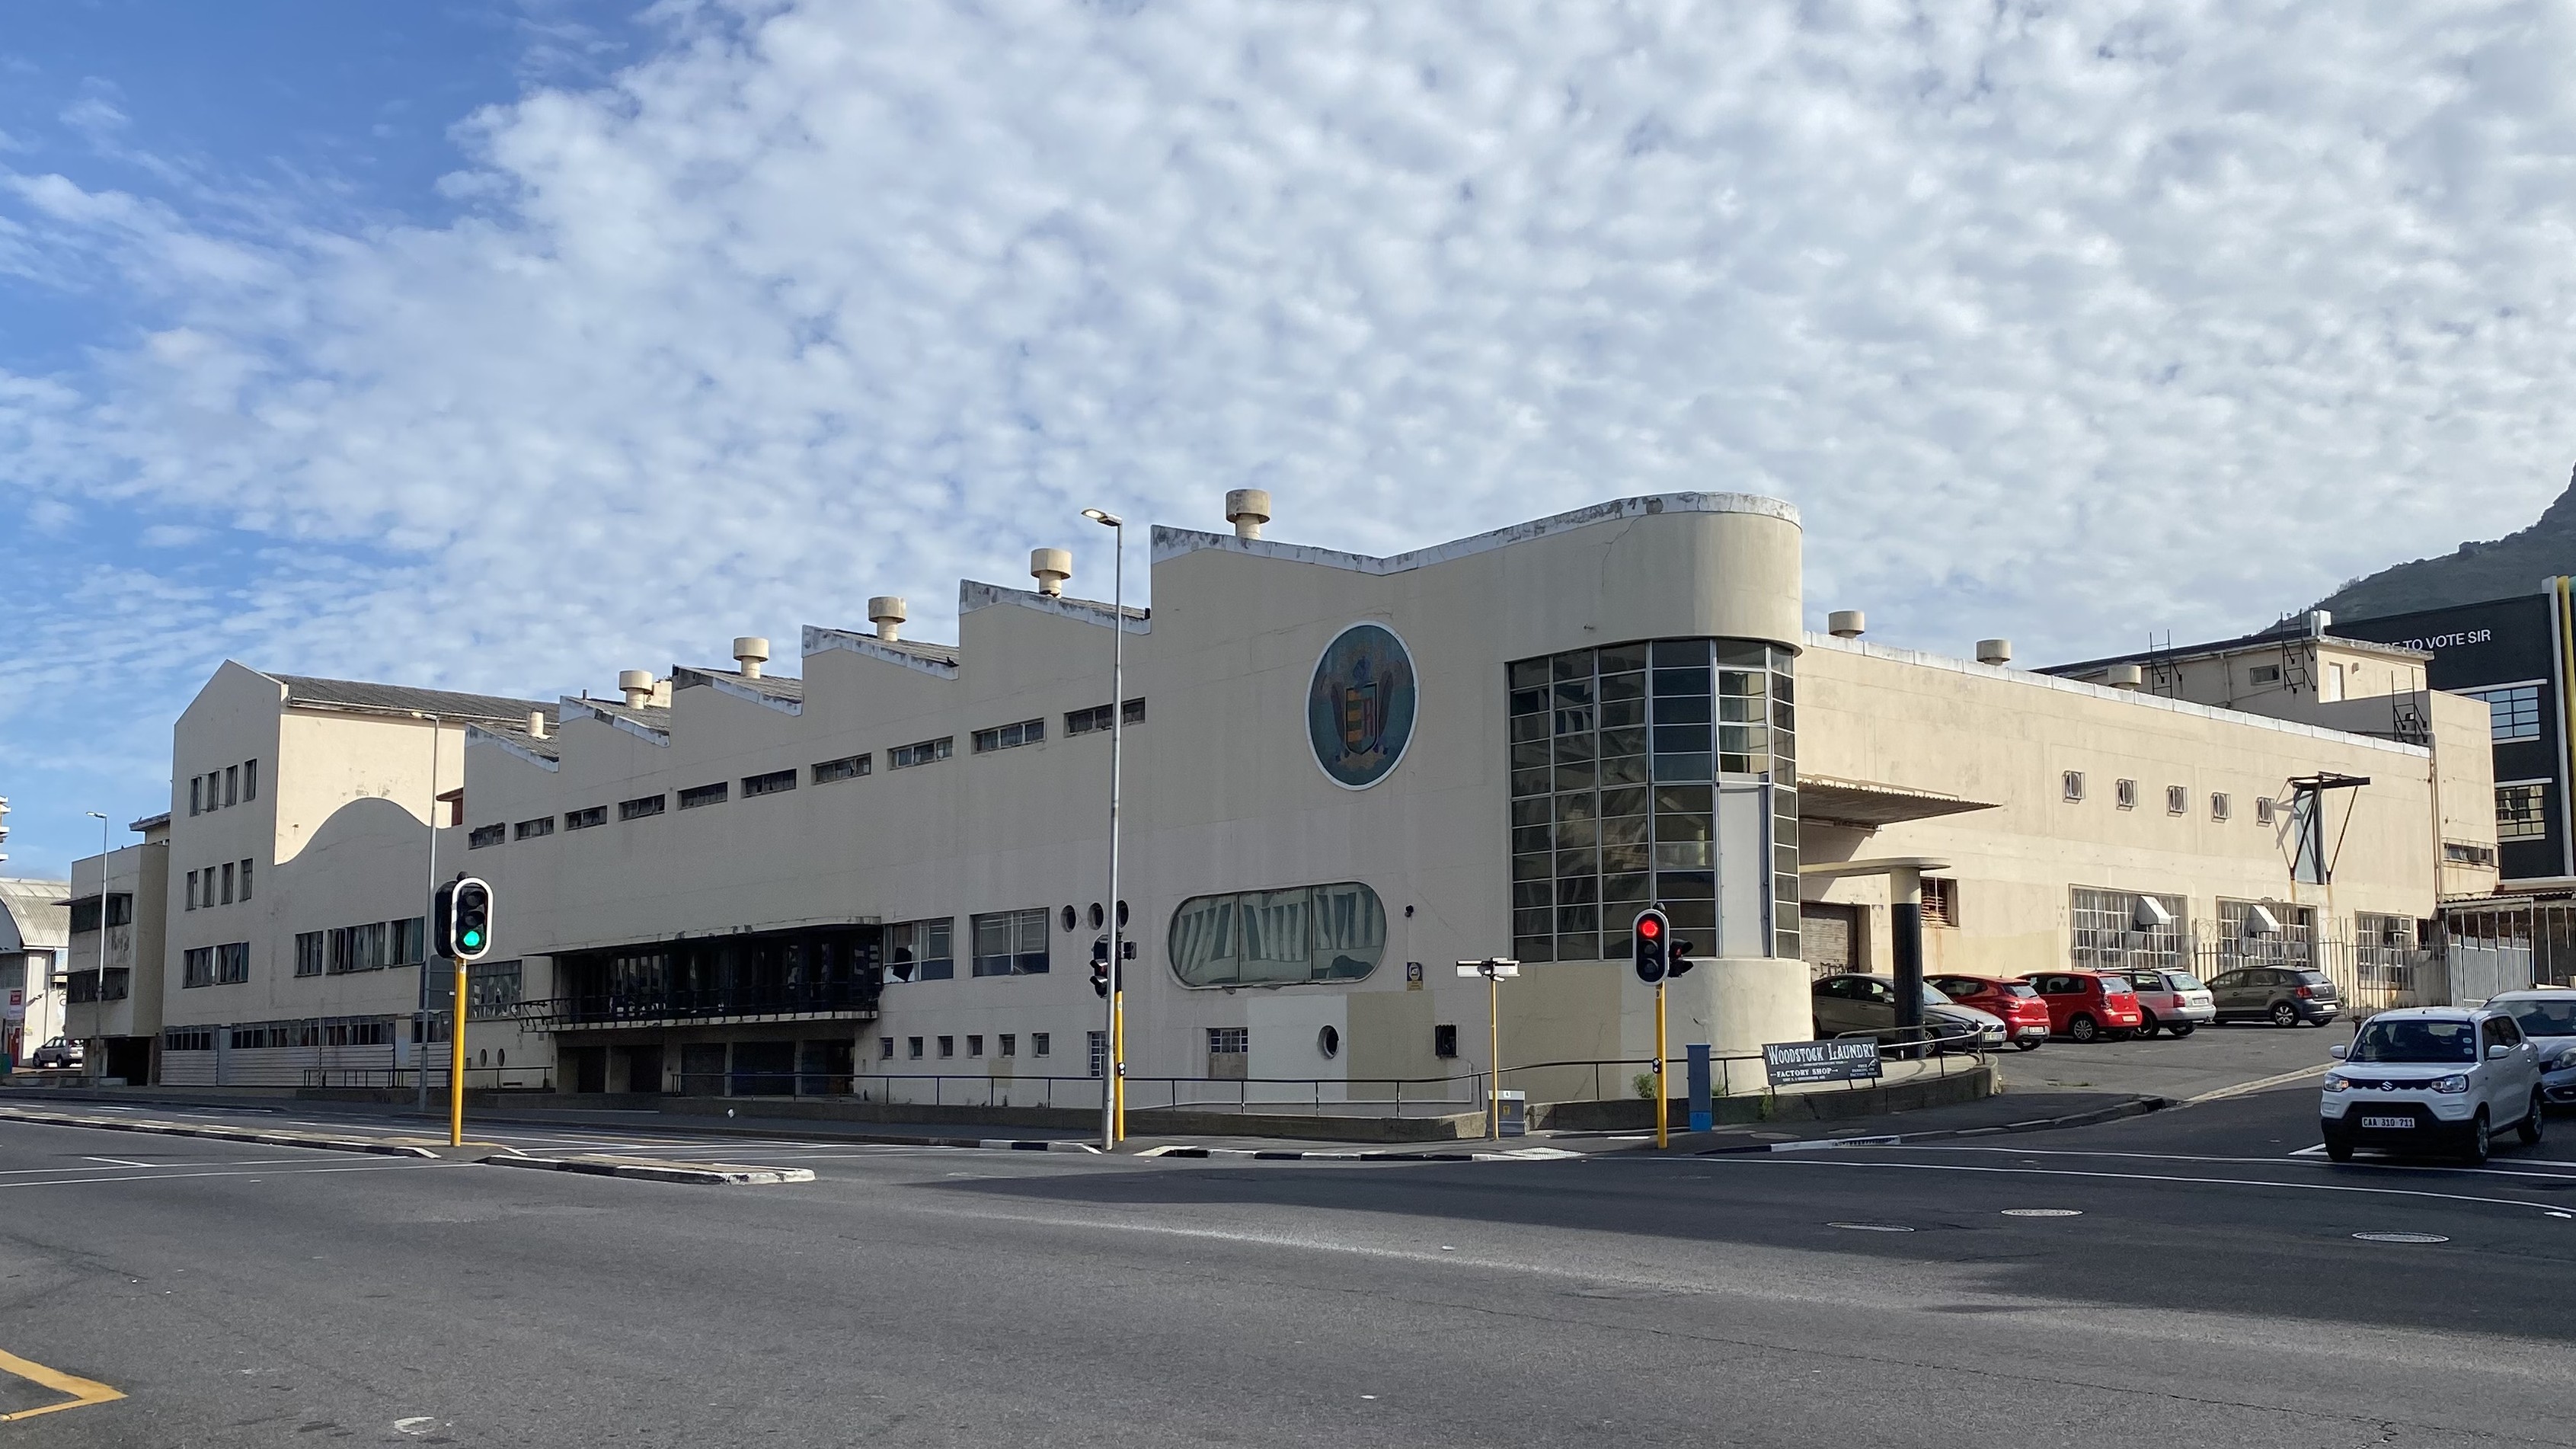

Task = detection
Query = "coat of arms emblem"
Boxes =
[1309,624,1415,789]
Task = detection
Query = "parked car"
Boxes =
[28,1036,83,1069]
[2207,965,2341,1027]
[2487,987,2576,1108]
[1811,974,2007,1052]
[2320,1006,2546,1163]
[1927,974,2052,1051]
[2124,968,2216,1038]
[2018,971,2145,1042]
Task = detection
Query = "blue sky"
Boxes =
[6,1,2576,878]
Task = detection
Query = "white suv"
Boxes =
[2319,1006,2545,1163]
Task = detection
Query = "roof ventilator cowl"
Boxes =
[868,597,907,643]
[1030,549,1072,597]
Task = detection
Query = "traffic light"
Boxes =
[1091,934,1112,998]
[433,876,496,961]
[1632,907,1670,983]
[1669,938,1697,979]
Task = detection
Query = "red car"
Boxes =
[2019,970,2146,1042]
[1927,974,2053,1051]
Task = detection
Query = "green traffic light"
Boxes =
[461,929,482,948]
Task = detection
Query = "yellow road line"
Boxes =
[0,1347,125,1422]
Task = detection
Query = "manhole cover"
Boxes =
[2001,1208,2083,1218]
[1827,1221,1915,1233]
[2352,1232,2450,1244]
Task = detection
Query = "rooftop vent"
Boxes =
[1226,488,1272,540]
[2106,663,2145,690]
[2306,609,2333,637]
[616,669,654,707]
[868,596,907,643]
[526,710,548,740]
[1827,610,1866,639]
[732,636,770,680]
[1975,638,2012,667]
[1030,549,1072,597]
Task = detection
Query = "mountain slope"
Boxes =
[2315,465,2576,620]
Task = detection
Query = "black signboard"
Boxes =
[1763,1038,1884,1087]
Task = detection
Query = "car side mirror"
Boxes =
[2487,1044,2511,1060]
[2328,1044,2347,1059]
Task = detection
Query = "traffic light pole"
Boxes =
[449,950,468,1147]
[1654,980,1668,1150]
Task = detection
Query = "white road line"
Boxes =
[81,1156,152,1167]
[2187,1062,2336,1104]
[1872,1142,2576,1183]
[1699,1155,2573,1215]
[0,1161,444,1191]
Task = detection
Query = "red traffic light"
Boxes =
[1638,916,1661,939]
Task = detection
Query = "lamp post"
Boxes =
[1082,507,1127,1149]
[412,712,442,1116]
[83,811,109,1080]
[1455,958,1520,1139]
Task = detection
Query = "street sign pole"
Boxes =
[449,951,468,1147]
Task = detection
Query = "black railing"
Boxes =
[515,982,881,1028]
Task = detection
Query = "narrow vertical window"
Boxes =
[244,758,258,801]
[185,870,198,910]
[225,764,238,806]
[220,862,235,904]
[239,858,253,901]
[190,778,202,815]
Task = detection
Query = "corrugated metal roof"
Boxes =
[0,878,72,952]
[673,666,806,702]
[270,674,555,724]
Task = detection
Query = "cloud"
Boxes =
[5,0,2576,855]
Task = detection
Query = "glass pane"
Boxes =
[1552,705,1595,736]
[1510,688,1548,716]
[1555,904,1600,934]
[1654,840,1713,868]
[1653,667,1711,697]
[1168,896,1237,987]
[1512,825,1551,854]
[1513,909,1554,940]
[1554,760,1596,790]
[1597,753,1649,785]
[1554,732,1597,764]
[1599,671,1647,705]
[1555,874,1599,904]
[1772,673,1795,704]
[1556,932,1601,961]
[1513,881,1553,910]
[1715,639,1769,667]
[1552,816,1597,850]
[1511,740,1552,772]
[1600,643,1650,673]
[1552,651,1594,682]
[1772,700,1795,732]
[1653,696,1712,724]
[1237,888,1313,984]
[1600,726,1647,758]
[1600,697,1647,728]
[1511,767,1552,798]
[1770,645,1798,673]
[1555,846,1599,877]
[1718,670,1763,696]
[1600,814,1650,846]
[1510,712,1549,742]
[1718,696,1761,722]
[1654,753,1714,782]
[1309,882,1386,980]
[1652,724,1712,753]
[1515,936,1555,964]
[1508,659,1549,690]
[1654,784,1714,814]
[1651,639,1708,667]
[1719,725,1764,753]
[1511,797,1551,828]
[1602,872,1652,904]
[1601,843,1651,874]
[1601,786,1650,818]
[1554,678,1595,707]
[1664,899,1716,933]
[1513,852,1552,881]
[1555,791,1598,823]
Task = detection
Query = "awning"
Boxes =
[1795,775,1998,830]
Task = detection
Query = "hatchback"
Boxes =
[2320,1006,2545,1163]
[2018,971,2145,1043]
[2207,965,2341,1027]
[1927,974,2052,1051]
[28,1036,82,1070]
[2125,968,2216,1038]
[2486,988,2576,1108]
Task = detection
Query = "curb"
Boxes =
[483,1154,817,1185]
[1136,1145,1580,1163]
[1694,1095,2173,1154]
[0,1106,439,1160]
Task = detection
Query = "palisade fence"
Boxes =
[2169,920,2545,1016]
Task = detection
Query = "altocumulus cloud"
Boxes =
[5,0,2576,855]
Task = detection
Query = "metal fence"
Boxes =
[303,1067,555,1092]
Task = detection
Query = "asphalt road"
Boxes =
[0,1086,2568,1447]
[1994,1017,2342,1100]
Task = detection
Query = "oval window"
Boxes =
[1168,882,1386,988]
[1318,1025,1341,1059]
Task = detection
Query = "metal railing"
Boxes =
[504,986,881,1028]
[304,1067,555,1092]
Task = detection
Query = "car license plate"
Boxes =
[2359,1115,2411,1130]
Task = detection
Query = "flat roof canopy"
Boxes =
[1796,775,1998,830]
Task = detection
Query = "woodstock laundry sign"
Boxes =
[1762,1038,1883,1086]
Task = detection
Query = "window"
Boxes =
[886,918,954,981]
[296,931,324,977]
[907,1036,924,1059]
[225,764,238,807]
[105,893,131,928]
[999,1033,1016,1057]
[2069,887,2187,974]
[220,862,235,905]
[239,859,253,901]
[2355,913,2422,988]
[565,805,607,830]
[1033,1032,1051,1057]
[185,870,198,910]
[69,897,102,933]
[971,908,1050,976]
[620,794,666,821]
[325,1019,392,1047]
[813,753,871,784]
[2217,898,2317,973]
[1920,877,1956,928]
[207,771,222,808]
[2114,779,2137,811]
[182,948,213,987]
[2255,798,2276,827]
[328,922,393,974]
[2462,683,2544,743]
[392,916,425,965]
[880,1037,895,1060]
[678,782,728,809]
[971,718,1045,753]
[2248,663,2283,685]
[1066,699,1147,735]
[967,1035,983,1057]
[2446,840,2498,867]
[164,1026,214,1052]
[190,777,201,816]
[1433,1024,1458,1059]
[468,822,507,848]
[2063,771,2085,802]
[938,1035,954,1058]
[2498,782,2550,841]
[890,737,953,769]
[466,959,523,1019]
[2165,785,2188,816]
[214,942,249,984]
[244,758,257,801]
[1168,882,1387,988]
[514,816,555,840]
[1207,1027,1249,1056]
[2210,792,2231,822]
[743,769,797,797]
[1087,1030,1107,1079]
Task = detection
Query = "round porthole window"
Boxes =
[1318,1025,1341,1059]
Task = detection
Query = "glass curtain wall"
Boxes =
[1508,638,1798,964]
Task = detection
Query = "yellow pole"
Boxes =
[1487,969,1501,1140]
[447,956,467,1147]
[1654,980,1668,1149]
[1112,987,1126,1144]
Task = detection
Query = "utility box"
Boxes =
[1496,1089,1527,1137]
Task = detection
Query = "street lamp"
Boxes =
[1455,958,1520,1139]
[1082,507,1127,1149]
[83,811,108,1081]
[411,711,442,1116]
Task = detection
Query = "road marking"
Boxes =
[1827,1221,1915,1232]
[1703,1155,2571,1216]
[0,1347,124,1422]
[2354,1232,2449,1244]
[2001,1208,2084,1217]
[1857,1143,2576,1185]
[2187,1062,2336,1103]
[0,1161,443,1191]
[81,1156,152,1168]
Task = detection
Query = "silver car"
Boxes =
[2488,988,2576,1108]
[2321,1006,2546,1163]
[2124,968,2216,1038]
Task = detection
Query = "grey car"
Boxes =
[28,1036,82,1069]
[1811,974,2006,1052]
[2488,988,2576,1108]
[2207,965,2341,1027]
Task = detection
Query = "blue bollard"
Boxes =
[1686,1043,1712,1132]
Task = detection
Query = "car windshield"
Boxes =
[2507,1000,2576,1037]
[2347,1019,2476,1064]
[2169,972,2204,990]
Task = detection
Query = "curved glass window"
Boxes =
[1169,882,1386,987]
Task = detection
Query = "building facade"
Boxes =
[63,817,168,1082]
[0,878,71,1064]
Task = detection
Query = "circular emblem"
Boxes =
[1307,622,1417,789]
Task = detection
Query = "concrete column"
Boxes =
[1890,865,1924,1035]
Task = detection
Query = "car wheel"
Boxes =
[2012,1039,2043,1052]
[2135,1011,2159,1038]
[2322,1128,2354,1163]
[2519,1092,2546,1148]
[2169,1023,2196,1038]
[2269,1002,2299,1028]
[2067,1014,2098,1044]
[2463,1108,2491,1165]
